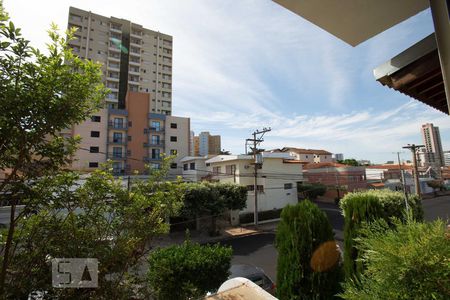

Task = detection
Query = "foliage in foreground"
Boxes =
[340,219,450,300]
[0,3,108,295]
[148,240,232,300]
[3,163,184,299]
[276,200,342,300]
[339,189,423,280]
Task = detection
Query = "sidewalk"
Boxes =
[153,219,279,248]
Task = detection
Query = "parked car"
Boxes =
[228,264,276,295]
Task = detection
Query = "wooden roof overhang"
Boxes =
[374,34,448,115]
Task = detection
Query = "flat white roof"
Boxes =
[273,0,429,46]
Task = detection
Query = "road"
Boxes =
[221,195,450,282]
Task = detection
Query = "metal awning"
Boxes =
[272,0,429,46]
[374,34,448,115]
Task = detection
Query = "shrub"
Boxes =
[148,241,232,300]
[297,183,327,200]
[340,220,450,299]
[276,200,342,299]
[339,189,423,280]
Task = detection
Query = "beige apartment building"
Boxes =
[66,7,190,175]
[192,131,221,156]
[421,123,445,168]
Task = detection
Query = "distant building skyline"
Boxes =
[420,123,445,169]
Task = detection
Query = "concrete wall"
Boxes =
[126,92,150,174]
[71,108,108,171]
[165,116,190,175]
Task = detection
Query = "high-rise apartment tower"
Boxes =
[68,6,173,113]
[421,123,445,168]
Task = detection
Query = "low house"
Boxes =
[303,162,367,200]
[180,156,211,182]
[205,153,305,215]
[270,147,333,163]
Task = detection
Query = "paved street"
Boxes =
[221,195,450,283]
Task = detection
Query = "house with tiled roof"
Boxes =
[269,147,333,164]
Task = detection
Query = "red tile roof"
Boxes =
[303,162,349,170]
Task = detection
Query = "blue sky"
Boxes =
[6,0,450,163]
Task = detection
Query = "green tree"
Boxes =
[337,159,360,166]
[276,200,342,300]
[340,219,450,300]
[182,182,247,235]
[0,5,107,293]
[339,189,423,280]
[148,240,232,300]
[297,183,327,200]
[4,160,184,298]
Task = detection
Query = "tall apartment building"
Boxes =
[68,7,173,112]
[67,7,189,175]
[421,123,445,168]
[192,131,221,156]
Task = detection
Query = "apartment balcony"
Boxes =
[110,26,122,34]
[109,46,121,53]
[107,137,127,145]
[129,49,141,57]
[149,126,164,132]
[108,121,127,130]
[107,75,120,82]
[106,86,119,93]
[128,78,140,85]
[130,31,142,39]
[144,140,165,148]
[107,152,126,160]
[108,108,128,116]
[108,55,120,62]
[144,156,162,162]
[129,59,140,66]
[130,41,142,48]
[129,69,140,76]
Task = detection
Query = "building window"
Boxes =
[128,135,132,141]
[151,121,161,130]
[89,146,99,153]
[113,132,122,143]
[170,136,177,142]
[113,118,124,128]
[170,149,177,155]
[170,163,177,169]
[225,165,236,175]
[91,131,100,138]
[89,162,99,168]
[151,163,160,169]
[112,147,122,158]
[284,183,293,190]
[151,149,160,159]
[128,121,132,127]
[190,162,195,170]
[183,163,188,171]
[151,135,160,144]
[212,166,221,175]
[170,123,177,129]
[247,185,264,193]
[91,116,101,122]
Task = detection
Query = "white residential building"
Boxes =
[180,156,210,182]
[205,153,304,214]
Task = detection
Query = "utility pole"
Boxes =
[246,127,271,228]
[402,144,425,197]
[395,152,409,212]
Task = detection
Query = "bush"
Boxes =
[339,189,423,280]
[148,241,232,300]
[276,200,342,299]
[340,220,450,299]
[297,183,327,199]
